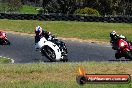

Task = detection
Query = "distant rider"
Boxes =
[110,31,126,43]
[110,31,132,49]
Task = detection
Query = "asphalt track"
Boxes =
[0,33,117,63]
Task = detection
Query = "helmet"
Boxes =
[110,31,119,41]
[36,26,41,32]
[110,31,116,36]
[110,31,117,38]
[48,32,51,35]
[35,26,42,35]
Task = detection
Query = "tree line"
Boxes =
[1,0,132,16]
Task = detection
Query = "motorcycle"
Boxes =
[35,34,68,62]
[0,31,10,45]
[110,38,132,60]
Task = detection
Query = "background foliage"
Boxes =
[0,0,132,16]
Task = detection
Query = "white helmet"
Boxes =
[111,31,116,35]
[36,26,41,32]
[110,31,117,37]
[48,32,51,35]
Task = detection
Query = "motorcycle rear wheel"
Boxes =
[0,39,10,45]
[4,39,10,45]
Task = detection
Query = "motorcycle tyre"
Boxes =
[41,46,56,62]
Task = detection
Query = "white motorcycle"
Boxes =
[35,35,68,62]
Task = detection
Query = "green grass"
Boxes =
[0,4,39,14]
[1,81,131,88]
[0,62,131,88]
[0,57,12,63]
[0,19,132,41]
[19,5,39,14]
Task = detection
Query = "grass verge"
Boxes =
[0,62,131,88]
[0,19,132,42]
[0,56,12,63]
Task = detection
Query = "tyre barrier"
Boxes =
[0,13,132,23]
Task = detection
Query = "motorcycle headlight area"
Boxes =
[2,33,6,37]
[120,42,125,47]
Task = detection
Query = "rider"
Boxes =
[110,31,127,50]
[110,31,126,43]
[110,31,132,46]
[35,25,51,43]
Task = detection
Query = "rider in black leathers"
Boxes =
[110,31,126,43]
[110,31,132,49]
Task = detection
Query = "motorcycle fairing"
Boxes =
[35,37,62,61]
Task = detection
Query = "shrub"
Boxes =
[36,7,44,14]
[74,7,100,16]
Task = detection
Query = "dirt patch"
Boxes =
[59,37,110,45]
[0,29,110,45]
[0,29,35,36]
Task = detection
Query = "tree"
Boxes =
[7,0,22,12]
[43,0,84,14]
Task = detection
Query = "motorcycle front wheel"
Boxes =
[124,51,132,60]
[115,52,121,59]
[0,39,10,45]
[41,46,56,62]
[4,39,11,45]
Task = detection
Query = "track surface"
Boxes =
[0,33,116,63]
